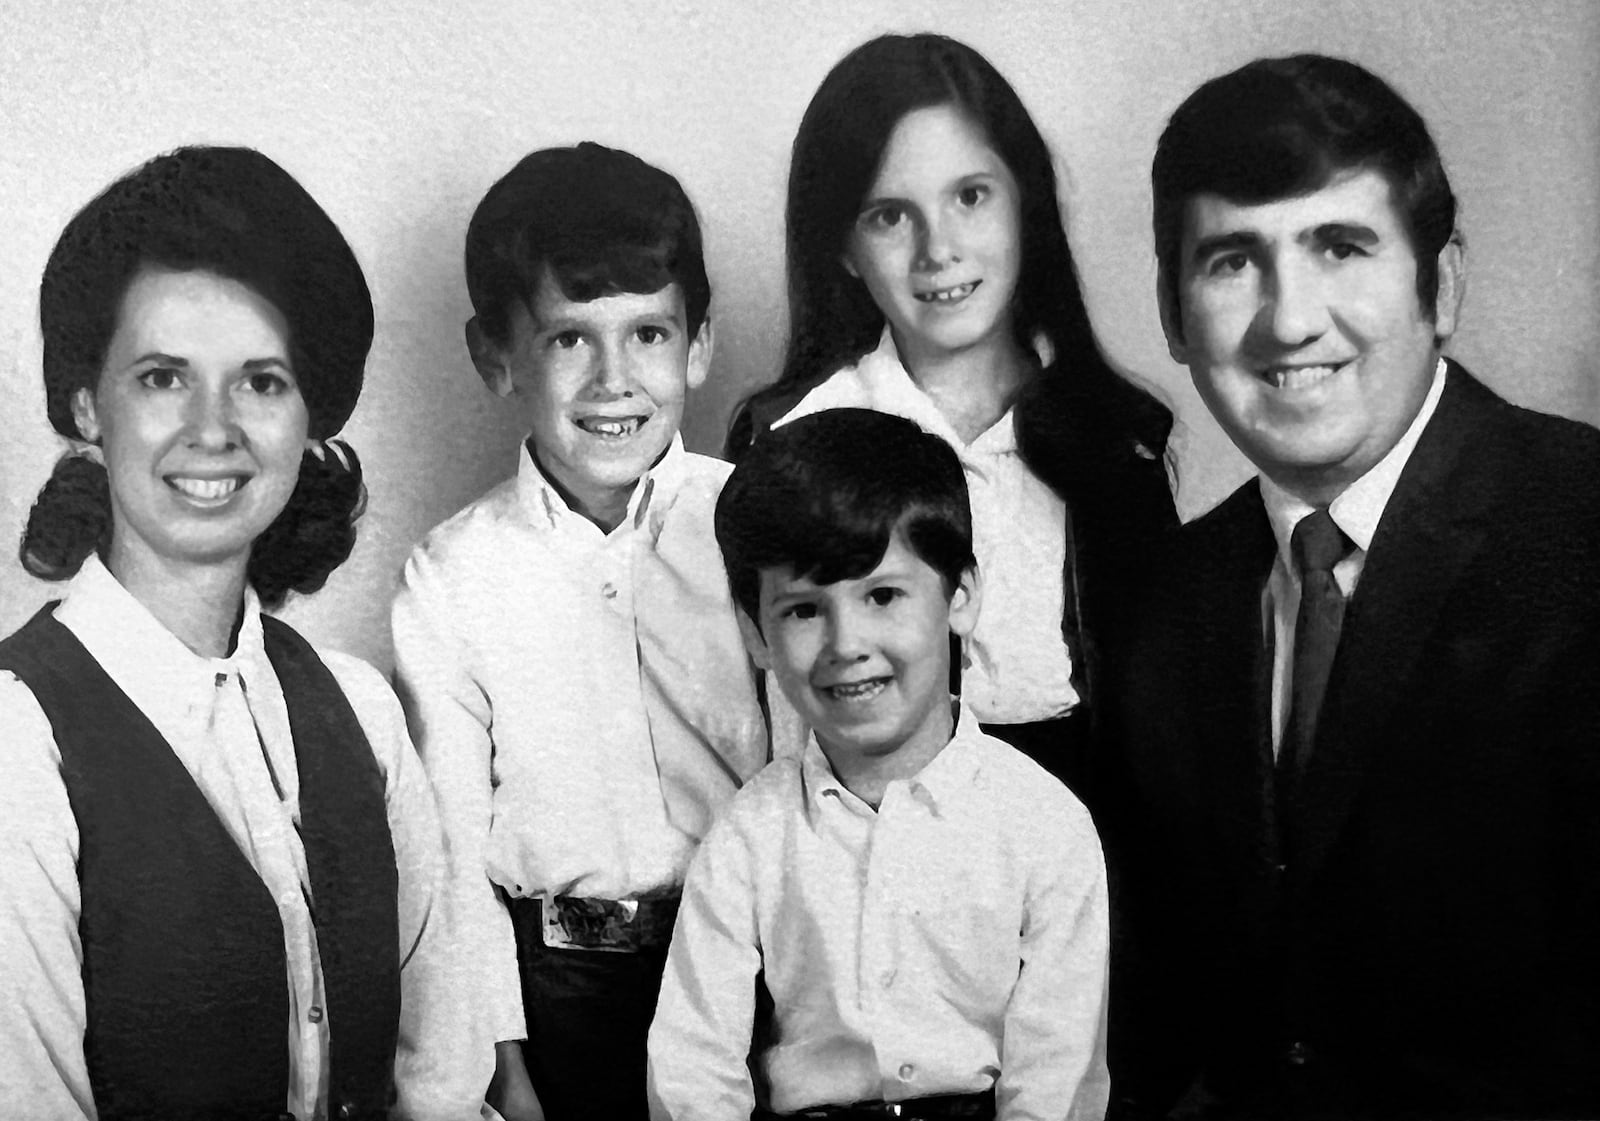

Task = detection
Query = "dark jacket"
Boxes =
[1102,363,1600,1120]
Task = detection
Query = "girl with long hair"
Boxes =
[731,33,1177,793]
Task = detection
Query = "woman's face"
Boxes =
[72,266,308,580]
[842,103,1023,371]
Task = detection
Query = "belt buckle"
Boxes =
[541,896,643,953]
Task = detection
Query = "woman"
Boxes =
[729,34,1177,797]
[0,147,461,1121]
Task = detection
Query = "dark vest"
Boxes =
[0,607,401,1121]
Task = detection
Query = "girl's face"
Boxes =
[72,266,309,580]
[843,103,1023,370]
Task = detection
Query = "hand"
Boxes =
[486,1041,545,1121]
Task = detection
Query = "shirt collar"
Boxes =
[800,700,984,816]
[514,433,687,536]
[54,553,270,726]
[1261,356,1448,569]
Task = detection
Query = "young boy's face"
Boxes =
[743,530,980,767]
[481,268,709,527]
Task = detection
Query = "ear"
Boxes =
[1157,270,1189,366]
[465,316,515,398]
[736,607,772,670]
[1430,232,1466,343]
[685,315,713,391]
[70,386,102,444]
[947,563,982,640]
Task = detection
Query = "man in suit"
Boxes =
[1103,54,1600,1120]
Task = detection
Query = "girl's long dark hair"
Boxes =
[729,33,1172,516]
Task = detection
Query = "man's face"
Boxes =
[1165,168,1461,504]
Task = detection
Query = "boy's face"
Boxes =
[478,269,709,527]
[742,531,980,768]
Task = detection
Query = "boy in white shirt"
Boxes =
[648,408,1111,1121]
[392,143,779,1121]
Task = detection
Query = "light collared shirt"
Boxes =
[775,328,1079,725]
[0,556,470,1121]
[647,709,1111,1120]
[391,435,791,1046]
[1260,356,1450,752]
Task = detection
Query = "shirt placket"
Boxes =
[209,669,326,1121]
[857,789,923,1097]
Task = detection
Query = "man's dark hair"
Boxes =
[465,141,710,345]
[1153,53,1457,326]
[715,408,974,626]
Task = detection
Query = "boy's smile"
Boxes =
[484,269,709,531]
[745,532,981,793]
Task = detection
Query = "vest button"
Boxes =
[1285,1040,1310,1066]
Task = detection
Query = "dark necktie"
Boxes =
[1279,508,1352,799]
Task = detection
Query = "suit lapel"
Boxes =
[1185,484,1281,867]
[1288,365,1499,881]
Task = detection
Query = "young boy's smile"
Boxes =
[483,269,709,530]
[746,531,980,790]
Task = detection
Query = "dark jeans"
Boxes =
[508,900,669,1121]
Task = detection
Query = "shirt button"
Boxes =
[602,583,618,600]
[898,1062,915,1080]
[880,967,896,988]
[308,1005,324,1024]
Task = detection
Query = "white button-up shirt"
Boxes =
[0,556,468,1121]
[1260,357,1449,753]
[391,436,793,1048]
[648,710,1110,1119]
[775,329,1079,725]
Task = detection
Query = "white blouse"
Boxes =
[776,328,1080,724]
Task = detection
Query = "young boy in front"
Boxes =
[648,408,1111,1121]
[392,143,782,1121]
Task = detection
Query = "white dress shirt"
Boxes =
[647,709,1111,1120]
[391,435,793,1049]
[775,328,1079,725]
[1260,357,1449,752]
[0,555,473,1121]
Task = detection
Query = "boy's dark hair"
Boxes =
[715,408,974,625]
[464,142,710,345]
[1154,53,1457,328]
[27,145,371,608]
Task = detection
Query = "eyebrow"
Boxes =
[1308,222,1381,247]
[129,352,189,367]
[125,353,292,370]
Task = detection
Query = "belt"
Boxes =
[754,1089,995,1121]
[505,893,679,953]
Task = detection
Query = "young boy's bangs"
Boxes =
[533,236,683,311]
[465,142,710,343]
[717,409,974,622]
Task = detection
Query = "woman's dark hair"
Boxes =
[729,32,1172,503]
[23,145,373,607]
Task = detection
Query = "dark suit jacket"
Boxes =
[1103,363,1600,1120]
